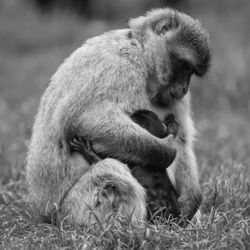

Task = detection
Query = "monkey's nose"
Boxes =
[183,86,187,94]
[170,89,175,99]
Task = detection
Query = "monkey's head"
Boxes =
[129,8,211,106]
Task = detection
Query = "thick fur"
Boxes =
[26,8,210,225]
[60,158,146,225]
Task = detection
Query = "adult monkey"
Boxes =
[26,8,210,225]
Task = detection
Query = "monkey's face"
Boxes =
[152,56,194,106]
[130,8,211,107]
[152,10,210,106]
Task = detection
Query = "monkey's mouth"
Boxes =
[170,90,175,99]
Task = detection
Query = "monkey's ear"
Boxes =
[153,16,179,36]
[154,19,172,35]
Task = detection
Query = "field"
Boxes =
[0,1,249,249]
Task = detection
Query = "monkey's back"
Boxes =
[26,28,151,217]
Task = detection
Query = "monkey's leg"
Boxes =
[130,164,180,221]
[60,158,146,226]
[73,105,177,169]
[158,171,181,218]
[146,170,181,221]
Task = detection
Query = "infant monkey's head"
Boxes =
[131,110,178,139]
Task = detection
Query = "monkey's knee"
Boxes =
[61,159,146,226]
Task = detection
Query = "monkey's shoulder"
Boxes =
[84,29,140,51]
[71,29,145,69]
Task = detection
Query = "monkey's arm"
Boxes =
[169,106,202,222]
[72,104,176,169]
[173,147,201,222]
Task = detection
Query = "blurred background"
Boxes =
[0,0,249,184]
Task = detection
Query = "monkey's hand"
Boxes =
[70,136,88,152]
[69,136,99,165]
[164,114,179,138]
[178,186,202,222]
[161,133,177,154]
[147,134,177,170]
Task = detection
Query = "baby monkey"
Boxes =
[70,110,181,221]
[130,111,180,221]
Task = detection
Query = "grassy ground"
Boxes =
[0,1,249,249]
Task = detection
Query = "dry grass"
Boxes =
[0,1,249,249]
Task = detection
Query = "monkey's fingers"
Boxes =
[75,136,88,147]
[166,121,179,137]
[164,114,175,124]
[70,138,86,151]
[164,114,179,137]
[69,140,83,152]
[70,137,99,164]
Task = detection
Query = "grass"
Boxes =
[0,1,250,249]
